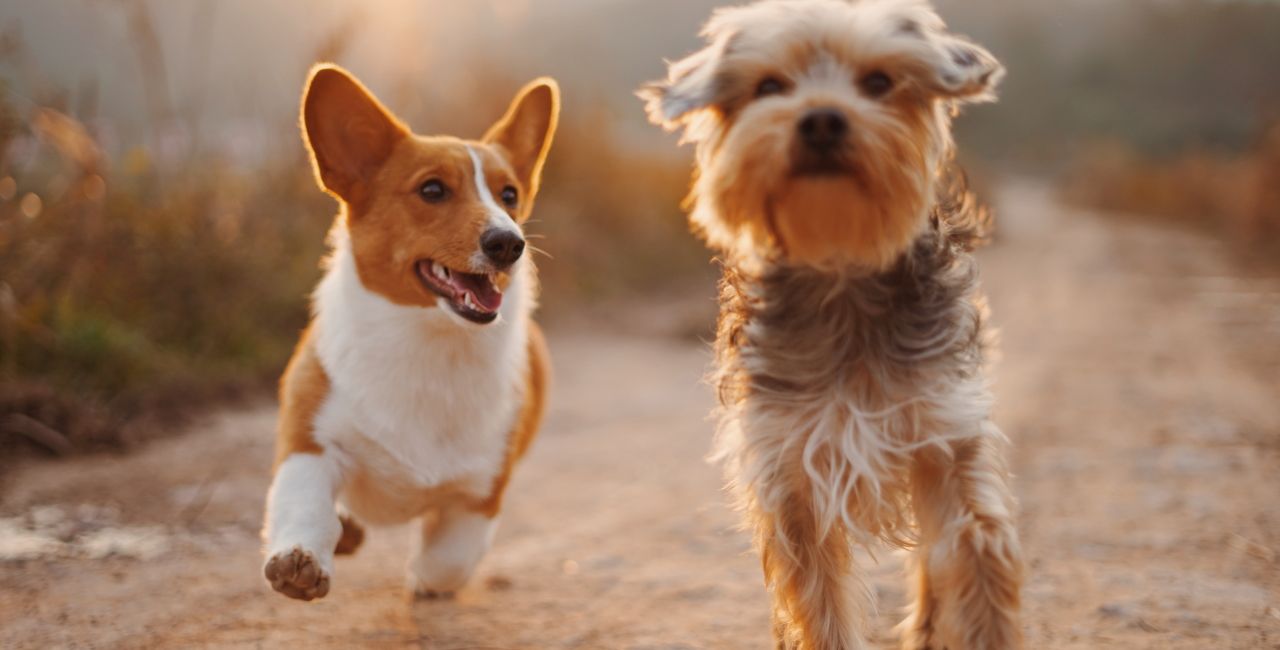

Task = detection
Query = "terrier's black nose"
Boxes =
[798,108,849,150]
[480,228,525,267]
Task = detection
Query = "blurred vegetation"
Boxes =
[0,9,708,460]
[954,0,1280,165]
[952,0,1280,260]
[1,0,1277,459]
[0,93,334,457]
[1061,123,1280,258]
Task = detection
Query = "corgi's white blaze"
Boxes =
[305,224,532,521]
[467,145,521,234]
[466,145,523,271]
[263,452,343,575]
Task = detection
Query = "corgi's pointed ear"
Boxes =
[483,78,560,206]
[301,64,408,204]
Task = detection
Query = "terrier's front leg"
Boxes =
[263,451,343,601]
[902,434,1023,649]
[407,505,498,598]
[756,491,865,650]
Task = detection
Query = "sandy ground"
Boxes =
[1,182,1278,649]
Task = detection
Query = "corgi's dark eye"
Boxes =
[499,185,518,208]
[755,77,786,98]
[419,179,449,203]
[860,70,895,98]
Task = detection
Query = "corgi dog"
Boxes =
[262,64,559,601]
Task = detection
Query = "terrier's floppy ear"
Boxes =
[483,78,560,208]
[917,32,1004,102]
[638,31,735,132]
[301,64,409,205]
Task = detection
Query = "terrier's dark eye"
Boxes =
[419,179,449,203]
[755,77,786,98]
[500,185,518,208]
[860,71,895,98]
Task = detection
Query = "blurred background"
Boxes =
[1,3,1279,647]
[1,0,1277,457]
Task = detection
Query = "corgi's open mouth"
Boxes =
[415,260,502,324]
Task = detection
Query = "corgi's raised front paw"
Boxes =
[265,546,331,601]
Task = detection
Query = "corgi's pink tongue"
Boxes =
[453,272,503,312]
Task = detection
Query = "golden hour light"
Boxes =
[0,1,1277,648]
[18,192,41,219]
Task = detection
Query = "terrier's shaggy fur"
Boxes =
[640,1,1023,647]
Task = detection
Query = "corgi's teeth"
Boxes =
[463,293,476,310]
[432,262,449,280]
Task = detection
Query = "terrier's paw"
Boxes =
[264,546,331,601]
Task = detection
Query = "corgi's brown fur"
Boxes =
[262,64,559,602]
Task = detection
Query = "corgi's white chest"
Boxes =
[309,231,531,503]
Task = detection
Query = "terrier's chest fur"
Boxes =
[712,222,996,544]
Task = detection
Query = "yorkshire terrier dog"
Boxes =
[640,1,1023,648]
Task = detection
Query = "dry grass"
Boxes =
[0,101,333,457]
[0,72,706,460]
[13,0,1273,461]
[1061,122,1280,256]
[536,127,710,313]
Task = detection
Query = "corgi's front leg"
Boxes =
[407,505,498,598]
[263,450,343,601]
[263,329,343,601]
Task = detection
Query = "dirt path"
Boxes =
[2,182,1278,649]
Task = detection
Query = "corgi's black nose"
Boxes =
[481,228,525,267]
[798,108,849,150]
